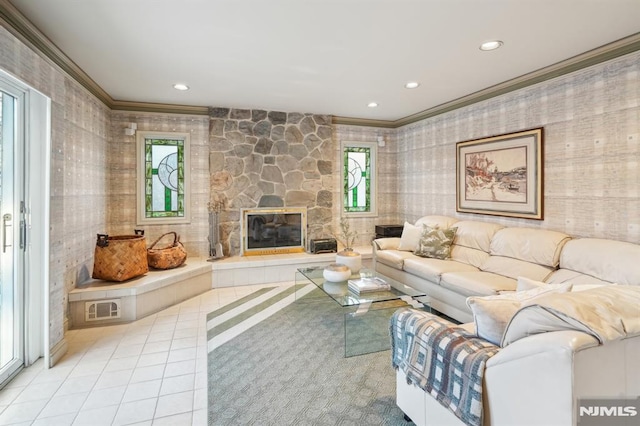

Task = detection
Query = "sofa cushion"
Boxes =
[398,222,422,251]
[452,221,504,252]
[415,215,459,229]
[489,228,571,267]
[466,283,573,345]
[450,245,490,268]
[480,256,554,282]
[375,249,415,270]
[545,268,612,286]
[557,238,640,285]
[440,272,517,297]
[403,257,479,284]
[414,225,457,260]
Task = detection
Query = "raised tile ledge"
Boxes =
[209,246,373,271]
[69,258,212,301]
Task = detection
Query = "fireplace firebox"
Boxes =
[240,207,307,256]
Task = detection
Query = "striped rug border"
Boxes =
[206,284,316,353]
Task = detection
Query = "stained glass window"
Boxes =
[137,131,190,224]
[342,141,377,216]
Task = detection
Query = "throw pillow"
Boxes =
[414,225,457,259]
[516,276,547,291]
[466,282,573,346]
[398,222,422,251]
[466,298,520,346]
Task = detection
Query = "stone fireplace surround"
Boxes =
[208,107,335,257]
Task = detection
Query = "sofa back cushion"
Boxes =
[415,215,459,229]
[489,228,571,268]
[446,221,503,267]
[480,256,554,282]
[555,238,640,285]
[450,245,490,268]
[452,221,504,252]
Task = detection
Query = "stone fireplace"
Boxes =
[209,107,334,256]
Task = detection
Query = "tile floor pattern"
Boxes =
[0,283,288,426]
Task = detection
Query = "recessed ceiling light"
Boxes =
[405,82,420,89]
[173,83,189,91]
[367,102,378,108]
[479,40,503,51]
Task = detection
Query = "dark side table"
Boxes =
[375,224,404,239]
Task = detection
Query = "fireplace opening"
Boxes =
[240,207,307,256]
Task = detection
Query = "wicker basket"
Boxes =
[92,233,149,282]
[147,232,187,270]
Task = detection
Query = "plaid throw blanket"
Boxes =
[390,309,499,426]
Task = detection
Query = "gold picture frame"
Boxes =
[456,128,544,220]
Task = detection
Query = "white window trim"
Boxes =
[340,140,378,218]
[136,131,191,225]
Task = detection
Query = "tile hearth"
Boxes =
[210,245,373,287]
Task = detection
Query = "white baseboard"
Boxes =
[49,338,68,367]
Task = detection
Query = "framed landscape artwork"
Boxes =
[456,128,544,220]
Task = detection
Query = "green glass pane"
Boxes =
[144,137,185,218]
[343,146,371,212]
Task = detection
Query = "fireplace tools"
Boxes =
[208,201,224,260]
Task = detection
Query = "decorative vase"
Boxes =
[323,263,351,282]
[336,249,362,274]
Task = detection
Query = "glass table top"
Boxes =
[296,266,426,308]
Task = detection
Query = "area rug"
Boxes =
[207,284,410,425]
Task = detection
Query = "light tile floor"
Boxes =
[0,283,285,426]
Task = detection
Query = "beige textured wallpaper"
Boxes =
[109,112,210,257]
[337,51,640,244]
[1,26,110,347]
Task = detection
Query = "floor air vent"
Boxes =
[85,299,121,321]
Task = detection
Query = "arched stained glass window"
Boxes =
[341,141,377,217]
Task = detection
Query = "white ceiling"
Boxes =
[8,0,640,121]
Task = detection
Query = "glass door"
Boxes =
[0,88,25,386]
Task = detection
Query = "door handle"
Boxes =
[3,213,12,253]
[20,219,26,250]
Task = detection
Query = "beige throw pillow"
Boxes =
[398,222,422,251]
[466,283,573,346]
[516,276,547,291]
[414,225,457,260]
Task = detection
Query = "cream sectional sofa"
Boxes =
[387,220,640,426]
[373,215,572,322]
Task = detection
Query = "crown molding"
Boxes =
[330,116,397,128]
[0,0,210,116]
[110,100,209,116]
[335,32,640,128]
[0,0,113,105]
[388,32,640,129]
[2,1,639,124]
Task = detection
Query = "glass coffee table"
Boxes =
[295,266,429,357]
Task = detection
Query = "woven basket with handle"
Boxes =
[147,232,187,270]
[92,231,149,282]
